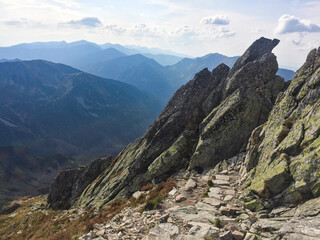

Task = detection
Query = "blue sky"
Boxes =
[0,0,319,69]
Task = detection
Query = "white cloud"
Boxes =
[62,17,102,28]
[3,18,45,28]
[105,24,126,35]
[275,15,320,34]
[200,15,230,25]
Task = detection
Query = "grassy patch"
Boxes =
[140,178,176,212]
[212,218,222,228]
[207,180,214,187]
[202,189,209,198]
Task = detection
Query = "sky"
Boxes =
[0,0,320,70]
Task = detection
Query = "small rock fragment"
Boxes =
[176,195,187,202]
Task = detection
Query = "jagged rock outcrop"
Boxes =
[47,156,113,209]
[189,38,284,169]
[242,47,320,210]
[48,37,285,209]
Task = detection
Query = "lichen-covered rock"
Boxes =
[75,64,231,208]
[48,37,285,209]
[189,38,284,169]
[47,156,113,209]
[242,47,320,210]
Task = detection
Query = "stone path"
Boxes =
[78,155,320,240]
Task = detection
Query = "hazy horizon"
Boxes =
[1,0,320,69]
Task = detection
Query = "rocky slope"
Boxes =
[78,156,320,240]
[48,37,285,210]
[241,46,320,211]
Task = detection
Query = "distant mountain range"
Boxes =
[0,60,161,159]
[0,40,185,66]
[276,68,295,81]
[0,41,295,105]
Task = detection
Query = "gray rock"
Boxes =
[158,223,179,236]
[188,225,219,238]
[47,156,113,209]
[195,202,219,212]
[176,195,187,202]
[276,217,320,239]
[232,230,245,240]
[146,226,170,240]
[202,198,223,207]
[168,187,177,196]
[133,191,144,199]
[212,180,230,186]
[209,187,221,194]
[224,195,233,201]
[176,235,204,240]
[95,229,105,237]
[185,179,197,191]
[244,233,258,240]
[220,230,233,240]
[215,175,230,181]
[208,192,222,199]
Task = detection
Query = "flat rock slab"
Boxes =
[188,225,219,238]
[208,192,222,199]
[176,235,204,240]
[276,217,320,239]
[168,207,217,223]
[202,198,223,207]
[224,189,236,195]
[224,195,233,201]
[212,180,229,186]
[209,187,221,194]
[158,223,179,235]
[195,202,219,213]
[147,226,171,240]
[215,175,230,181]
[167,206,198,215]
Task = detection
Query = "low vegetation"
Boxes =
[140,178,176,212]
[0,179,176,240]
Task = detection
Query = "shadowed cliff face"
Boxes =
[48,37,286,209]
[242,47,320,211]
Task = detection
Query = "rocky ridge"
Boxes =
[50,37,285,209]
[41,38,320,239]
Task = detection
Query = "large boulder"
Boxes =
[242,47,320,209]
[47,156,113,209]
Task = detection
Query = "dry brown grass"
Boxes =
[140,178,176,212]
[139,181,153,191]
[0,196,106,240]
[0,179,176,239]
[93,199,127,224]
